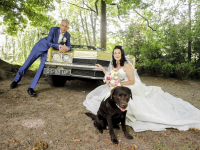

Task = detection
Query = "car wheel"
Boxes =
[47,75,67,87]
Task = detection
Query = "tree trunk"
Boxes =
[90,11,97,46]
[188,2,192,62]
[80,10,88,45]
[77,21,81,45]
[100,0,106,49]
[84,14,91,45]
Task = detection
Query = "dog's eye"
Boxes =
[124,94,128,98]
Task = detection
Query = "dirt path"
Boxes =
[0,75,200,150]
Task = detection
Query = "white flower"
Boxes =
[110,80,115,84]
[117,83,121,86]
[110,70,115,73]
[114,72,118,76]
[114,76,118,79]
[63,37,67,43]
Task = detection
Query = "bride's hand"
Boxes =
[95,64,104,70]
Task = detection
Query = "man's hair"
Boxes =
[62,18,70,25]
[112,45,127,68]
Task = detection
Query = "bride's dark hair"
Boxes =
[112,45,127,68]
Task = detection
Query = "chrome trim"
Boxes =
[45,62,107,70]
[70,74,104,80]
[73,57,110,61]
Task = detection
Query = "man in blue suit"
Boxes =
[10,19,71,97]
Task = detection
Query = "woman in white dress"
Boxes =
[83,45,200,132]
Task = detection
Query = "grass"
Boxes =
[11,59,40,71]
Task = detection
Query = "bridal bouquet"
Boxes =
[104,69,121,90]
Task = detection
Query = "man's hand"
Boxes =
[59,45,69,54]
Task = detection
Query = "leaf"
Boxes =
[9,139,18,143]
[34,140,48,150]
[132,144,139,149]
[71,137,81,142]
[57,105,64,107]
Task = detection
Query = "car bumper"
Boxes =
[44,62,106,80]
[45,62,98,69]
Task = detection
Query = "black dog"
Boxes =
[85,86,133,144]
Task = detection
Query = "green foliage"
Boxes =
[145,59,162,76]
[0,0,58,35]
[135,63,146,75]
[161,62,175,78]
[1,25,47,69]
[175,62,193,80]
[104,0,152,15]
[136,61,200,80]
[189,67,200,80]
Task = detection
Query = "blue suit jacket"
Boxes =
[35,27,71,52]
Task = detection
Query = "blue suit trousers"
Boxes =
[14,49,47,89]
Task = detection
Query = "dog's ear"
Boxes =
[110,88,115,99]
[110,87,117,99]
[127,87,132,100]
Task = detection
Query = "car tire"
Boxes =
[47,75,67,87]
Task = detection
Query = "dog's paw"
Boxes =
[98,129,103,133]
[111,138,118,144]
[125,133,133,139]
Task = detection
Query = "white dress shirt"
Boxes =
[58,31,64,43]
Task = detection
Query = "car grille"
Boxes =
[73,58,110,67]
[71,69,105,78]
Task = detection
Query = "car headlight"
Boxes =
[52,53,61,61]
[63,54,71,62]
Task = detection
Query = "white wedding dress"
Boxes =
[83,65,200,132]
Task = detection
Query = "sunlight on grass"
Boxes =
[12,59,40,71]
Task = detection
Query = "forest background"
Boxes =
[0,0,200,80]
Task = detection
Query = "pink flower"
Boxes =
[104,69,121,89]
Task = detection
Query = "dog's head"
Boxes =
[110,86,132,112]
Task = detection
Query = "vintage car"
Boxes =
[43,45,135,86]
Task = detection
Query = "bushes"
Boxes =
[161,62,175,78]
[136,60,199,80]
[188,67,200,80]
[174,63,193,80]
[136,59,162,76]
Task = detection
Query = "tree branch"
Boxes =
[95,0,99,15]
[107,2,157,31]
[82,0,96,14]
[133,9,156,31]
[64,2,96,13]
[107,3,126,23]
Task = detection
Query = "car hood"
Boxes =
[71,50,111,60]
[47,47,111,62]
